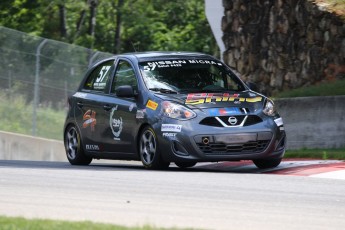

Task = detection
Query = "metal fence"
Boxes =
[0,26,113,137]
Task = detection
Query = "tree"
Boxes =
[114,0,124,53]
[0,0,218,55]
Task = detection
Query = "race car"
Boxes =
[64,51,286,169]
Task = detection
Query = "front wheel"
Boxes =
[139,127,170,170]
[253,158,282,169]
[64,125,92,165]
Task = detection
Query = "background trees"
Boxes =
[0,0,218,56]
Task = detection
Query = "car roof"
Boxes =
[90,51,220,68]
[116,51,216,62]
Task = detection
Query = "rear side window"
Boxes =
[83,60,114,92]
[111,60,138,93]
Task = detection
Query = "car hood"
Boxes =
[154,91,266,112]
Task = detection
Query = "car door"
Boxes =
[100,59,139,154]
[74,60,114,152]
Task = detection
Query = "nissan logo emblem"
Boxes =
[228,116,238,125]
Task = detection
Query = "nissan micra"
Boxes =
[64,52,286,169]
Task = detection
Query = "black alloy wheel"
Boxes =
[139,126,170,170]
[64,125,92,165]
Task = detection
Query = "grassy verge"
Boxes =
[0,92,65,140]
[0,216,186,230]
[273,79,345,98]
[285,148,345,160]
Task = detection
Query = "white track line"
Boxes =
[310,170,345,180]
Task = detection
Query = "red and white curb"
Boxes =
[266,160,345,179]
[196,159,345,180]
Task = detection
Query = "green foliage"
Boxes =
[0,93,31,134]
[273,79,345,98]
[0,0,218,55]
[0,216,186,230]
[285,148,345,160]
[0,92,65,140]
[0,0,45,36]
[121,0,216,54]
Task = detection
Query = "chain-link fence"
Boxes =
[0,26,113,139]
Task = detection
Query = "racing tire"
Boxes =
[253,158,282,169]
[175,162,197,168]
[139,126,170,170]
[64,125,92,165]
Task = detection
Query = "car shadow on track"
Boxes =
[0,159,299,174]
[0,160,143,172]
[0,159,263,173]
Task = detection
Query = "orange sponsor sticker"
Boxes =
[146,100,158,110]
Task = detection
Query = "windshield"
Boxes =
[139,59,245,93]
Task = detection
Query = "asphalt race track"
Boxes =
[0,159,345,230]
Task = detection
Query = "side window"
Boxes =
[111,60,138,94]
[83,60,113,92]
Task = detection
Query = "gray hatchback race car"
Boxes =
[64,51,286,169]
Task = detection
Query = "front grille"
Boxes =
[244,115,263,126]
[197,140,270,155]
[199,117,223,127]
[200,115,263,127]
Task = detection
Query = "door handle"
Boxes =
[103,105,112,111]
[77,101,83,108]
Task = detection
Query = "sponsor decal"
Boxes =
[245,97,263,103]
[162,133,177,138]
[93,65,111,90]
[161,124,182,132]
[110,105,123,140]
[136,109,146,119]
[85,144,100,151]
[185,93,262,105]
[143,59,223,71]
[146,100,158,110]
[208,107,241,116]
[83,110,96,131]
[187,59,222,66]
[274,117,284,127]
[74,92,87,98]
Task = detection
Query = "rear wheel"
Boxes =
[64,125,92,165]
[253,158,282,169]
[175,162,197,168]
[139,127,170,170]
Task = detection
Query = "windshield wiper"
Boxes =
[149,88,178,94]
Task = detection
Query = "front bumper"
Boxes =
[155,116,286,163]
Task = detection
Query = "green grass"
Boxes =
[285,148,345,160]
[0,92,65,140]
[274,79,345,98]
[0,216,187,230]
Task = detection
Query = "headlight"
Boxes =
[162,101,196,120]
[263,99,276,116]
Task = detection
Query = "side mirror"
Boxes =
[116,85,135,97]
[246,82,258,92]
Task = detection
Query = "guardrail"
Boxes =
[276,95,345,149]
[0,131,65,161]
